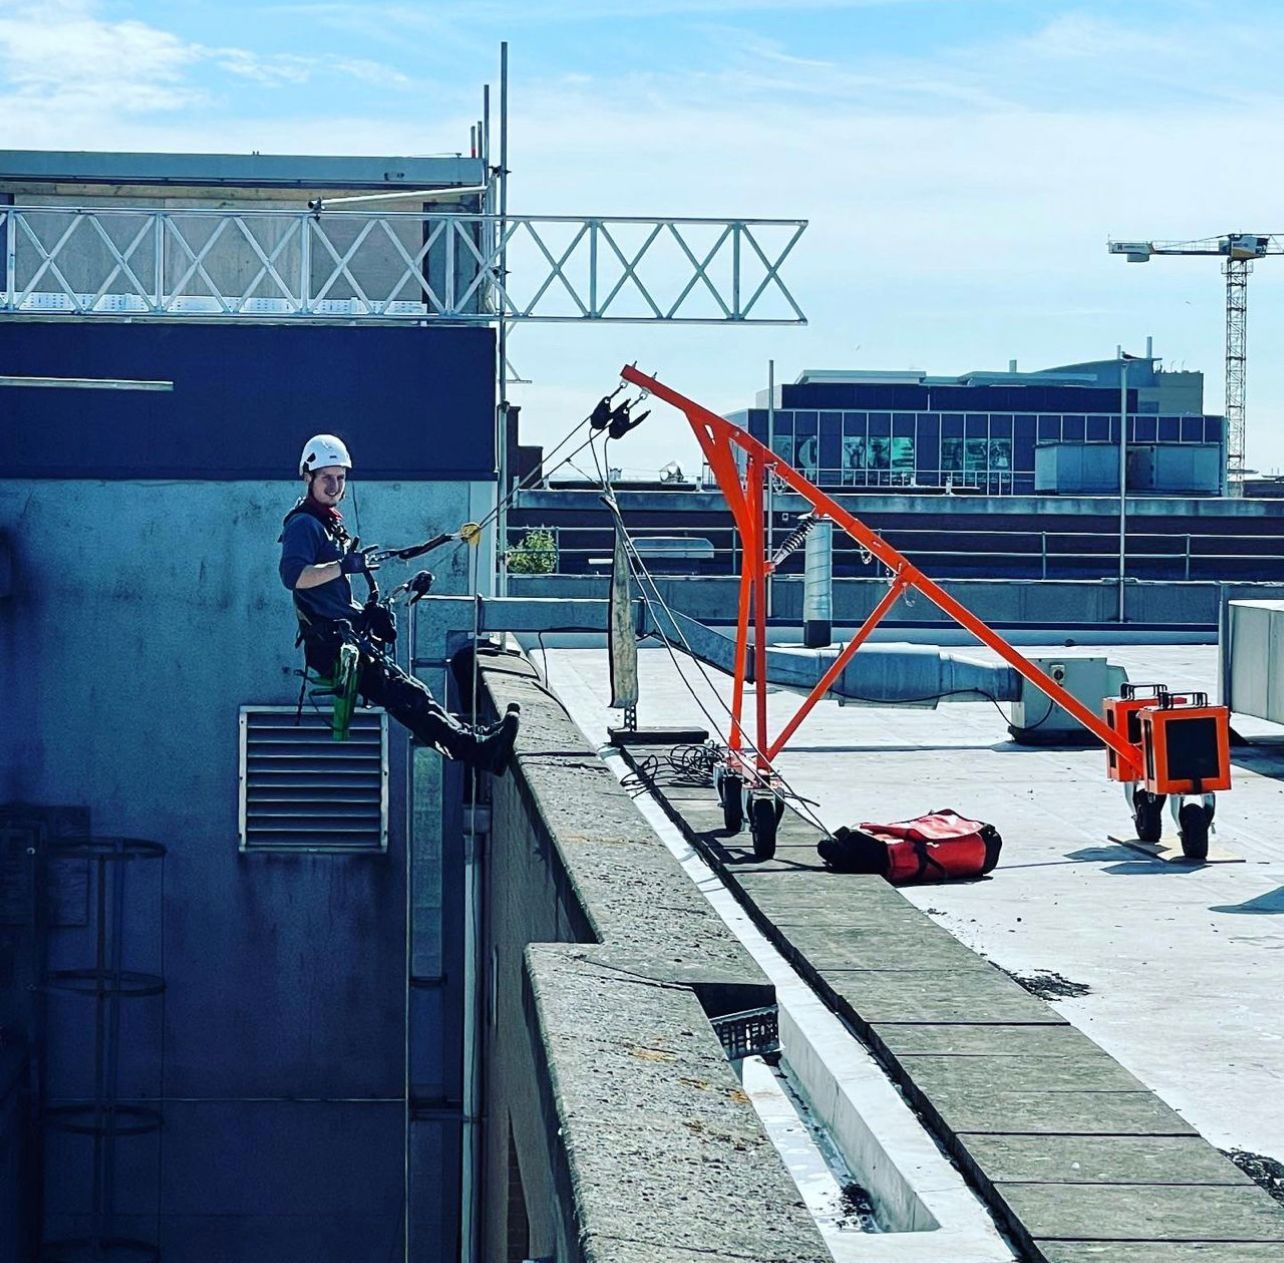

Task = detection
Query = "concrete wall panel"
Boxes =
[2,476,489,1258]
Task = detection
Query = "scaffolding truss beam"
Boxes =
[0,207,807,324]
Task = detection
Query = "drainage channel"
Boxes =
[599,745,1018,1263]
[741,1055,880,1240]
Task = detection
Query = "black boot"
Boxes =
[480,702,521,737]
[428,704,520,776]
[473,704,521,776]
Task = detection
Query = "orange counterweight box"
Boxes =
[1104,683,1171,782]
[1138,692,1232,796]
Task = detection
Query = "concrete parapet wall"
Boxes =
[478,651,828,1263]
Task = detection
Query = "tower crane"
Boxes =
[1108,232,1284,485]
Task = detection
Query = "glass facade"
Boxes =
[740,407,1225,495]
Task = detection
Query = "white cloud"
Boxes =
[281,0,936,26]
[0,0,204,113]
[0,0,417,127]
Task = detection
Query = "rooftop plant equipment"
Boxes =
[619,365,1231,860]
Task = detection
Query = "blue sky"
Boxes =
[5,0,1284,474]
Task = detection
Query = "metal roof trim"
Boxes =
[0,149,486,191]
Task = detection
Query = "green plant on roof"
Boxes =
[507,527,557,575]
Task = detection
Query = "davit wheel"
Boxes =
[1178,802,1210,862]
[749,796,778,861]
[720,772,744,834]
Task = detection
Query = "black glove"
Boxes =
[340,538,380,575]
[363,602,397,645]
[407,570,435,603]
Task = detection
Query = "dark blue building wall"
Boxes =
[1,320,491,1260]
[2,323,496,480]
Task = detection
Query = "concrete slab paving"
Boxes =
[999,1183,1284,1241]
[927,1088,1197,1138]
[774,923,1001,971]
[1038,1245,1284,1263]
[876,1023,1135,1057]
[826,967,1070,1026]
[897,1051,1148,1095]
[959,1136,1254,1186]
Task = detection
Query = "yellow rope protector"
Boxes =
[458,521,482,546]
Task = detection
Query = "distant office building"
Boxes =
[728,354,1226,496]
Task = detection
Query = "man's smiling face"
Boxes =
[307,465,347,506]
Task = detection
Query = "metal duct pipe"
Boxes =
[803,519,833,648]
[641,603,1023,707]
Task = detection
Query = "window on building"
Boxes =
[841,435,865,483]
[770,411,794,465]
[942,438,963,471]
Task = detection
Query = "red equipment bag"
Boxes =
[817,810,1002,884]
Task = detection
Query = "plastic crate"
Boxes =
[712,1005,781,1061]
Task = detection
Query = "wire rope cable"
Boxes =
[432,378,641,565]
[588,434,834,838]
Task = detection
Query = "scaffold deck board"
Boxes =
[1109,834,1245,863]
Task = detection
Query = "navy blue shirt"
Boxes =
[279,512,362,624]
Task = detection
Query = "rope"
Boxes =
[421,381,642,567]
[587,434,834,839]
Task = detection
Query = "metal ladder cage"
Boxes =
[39,837,166,1263]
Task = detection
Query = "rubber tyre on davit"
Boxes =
[750,796,778,861]
[720,773,744,834]
[1133,791,1165,844]
[1178,802,1210,862]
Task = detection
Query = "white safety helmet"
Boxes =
[299,434,353,477]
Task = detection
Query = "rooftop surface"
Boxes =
[543,640,1284,1174]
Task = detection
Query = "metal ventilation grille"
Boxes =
[239,707,388,853]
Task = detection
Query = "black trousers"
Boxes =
[306,637,479,760]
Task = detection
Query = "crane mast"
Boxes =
[1108,232,1284,487]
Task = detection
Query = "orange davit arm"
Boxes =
[621,364,1145,780]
